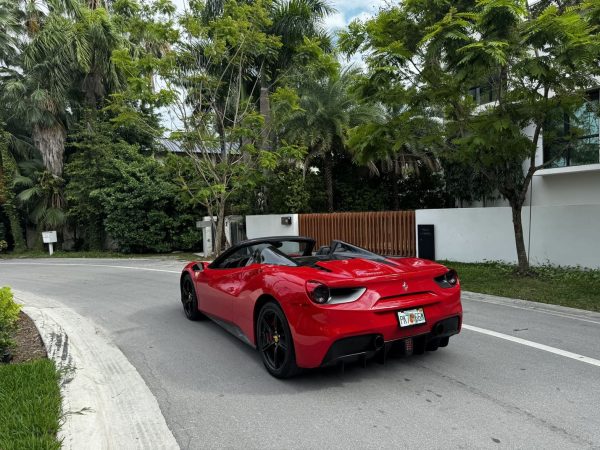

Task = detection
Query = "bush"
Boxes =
[65,124,203,253]
[0,286,21,361]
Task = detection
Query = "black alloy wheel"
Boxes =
[181,275,202,321]
[257,303,299,378]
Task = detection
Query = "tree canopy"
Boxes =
[0,0,598,265]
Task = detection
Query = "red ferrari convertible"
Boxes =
[180,236,462,378]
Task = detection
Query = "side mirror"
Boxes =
[192,261,209,271]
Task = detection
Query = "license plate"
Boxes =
[397,308,426,328]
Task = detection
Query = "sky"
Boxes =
[324,0,387,33]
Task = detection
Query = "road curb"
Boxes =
[463,290,600,321]
[14,290,180,450]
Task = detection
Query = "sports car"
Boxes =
[180,236,462,378]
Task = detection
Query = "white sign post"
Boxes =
[42,231,58,256]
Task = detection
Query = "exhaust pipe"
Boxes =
[433,323,444,336]
[374,335,384,350]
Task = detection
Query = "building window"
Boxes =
[468,82,499,106]
[543,90,600,168]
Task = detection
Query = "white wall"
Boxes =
[417,208,520,263]
[416,205,600,268]
[245,214,299,239]
[531,170,600,206]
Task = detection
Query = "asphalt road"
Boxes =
[2,258,600,449]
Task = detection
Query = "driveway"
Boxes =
[2,258,599,449]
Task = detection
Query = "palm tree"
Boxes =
[78,6,123,108]
[348,110,443,210]
[1,1,90,177]
[259,0,334,146]
[0,1,19,70]
[283,67,381,211]
[14,157,66,232]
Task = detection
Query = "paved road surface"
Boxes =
[2,259,599,449]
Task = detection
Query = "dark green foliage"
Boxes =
[258,165,312,214]
[441,158,498,207]
[95,156,202,253]
[332,156,448,212]
[0,132,26,251]
[65,120,202,253]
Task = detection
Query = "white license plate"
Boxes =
[397,308,426,328]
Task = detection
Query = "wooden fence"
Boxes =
[299,211,416,256]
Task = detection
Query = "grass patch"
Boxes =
[445,261,600,312]
[0,250,200,261]
[0,359,62,449]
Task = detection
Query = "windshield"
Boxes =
[255,246,297,266]
[329,241,389,262]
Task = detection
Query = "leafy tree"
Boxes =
[94,158,179,253]
[65,119,139,250]
[197,0,334,149]
[65,118,202,252]
[344,0,600,273]
[171,0,296,253]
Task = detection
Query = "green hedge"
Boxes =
[0,286,21,360]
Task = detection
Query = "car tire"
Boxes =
[256,302,299,379]
[438,336,449,347]
[181,274,204,321]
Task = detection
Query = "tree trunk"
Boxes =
[259,66,271,150]
[0,140,26,251]
[214,200,226,255]
[32,123,66,176]
[510,201,529,274]
[392,158,400,210]
[323,153,334,212]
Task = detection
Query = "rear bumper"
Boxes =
[289,290,462,368]
[320,316,461,367]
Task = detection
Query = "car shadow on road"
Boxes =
[132,302,459,395]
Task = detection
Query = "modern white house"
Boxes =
[416,89,600,268]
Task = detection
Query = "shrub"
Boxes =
[0,286,21,361]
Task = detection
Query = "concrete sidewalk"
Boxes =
[15,290,179,450]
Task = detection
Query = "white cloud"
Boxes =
[331,0,388,11]
[323,11,348,32]
[324,0,385,33]
[349,10,374,24]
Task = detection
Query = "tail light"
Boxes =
[434,269,458,288]
[305,280,330,304]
